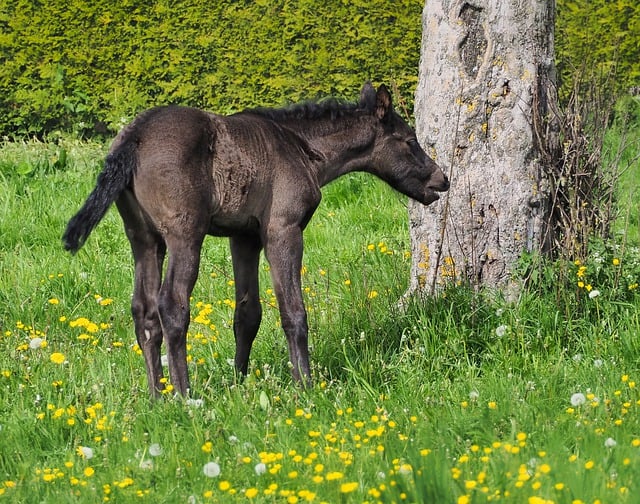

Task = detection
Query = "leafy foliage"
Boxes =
[556,0,640,98]
[0,0,421,137]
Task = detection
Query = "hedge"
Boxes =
[0,0,422,137]
[0,0,638,138]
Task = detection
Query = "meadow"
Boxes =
[0,129,639,504]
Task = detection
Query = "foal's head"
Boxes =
[359,83,449,206]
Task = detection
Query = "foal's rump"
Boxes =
[62,106,217,252]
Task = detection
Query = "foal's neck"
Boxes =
[294,115,376,187]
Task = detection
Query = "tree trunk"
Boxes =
[408,0,558,295]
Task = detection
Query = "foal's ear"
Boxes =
[359,82,377,112]
[375,84,392,121]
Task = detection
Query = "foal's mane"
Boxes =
[246,97,365,123]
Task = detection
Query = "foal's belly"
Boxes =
[207,213,260,237]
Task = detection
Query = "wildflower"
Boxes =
[245,488,259,499]
[29,338,44,349]
[613,258,620,266]
[48,298,60,305]
[326,471,343,481]
[84,467,95,477]
[340,482,358,493]
[488,401,497,410]
[50,352,66,365]
[585,460,595,470]
[149,443,163,456]
[203,462,221,477]
[77,446,94,459]
[186,398,204,408]
[570,393,586,407]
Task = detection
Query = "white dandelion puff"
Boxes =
[78,446,94,459]
[149,443,163,457]
[604,437,617,448]
[29,338,44,349]
[588,289,600,299]
[570,393,586,406]
[203,461,221,478]
[254,463,267,475]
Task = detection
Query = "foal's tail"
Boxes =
[62,139,138,253]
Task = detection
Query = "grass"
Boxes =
[1,133,640,504]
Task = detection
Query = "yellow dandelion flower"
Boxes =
[50,352,65,365]
[340,482,358,493]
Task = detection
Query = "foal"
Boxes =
[63,83,449,397]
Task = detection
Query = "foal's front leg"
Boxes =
[264,225,311,384]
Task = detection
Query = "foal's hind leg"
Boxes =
[230,234,263,375]
[131,239,166,396]
[157,236,204,396]
[117,194,166,398]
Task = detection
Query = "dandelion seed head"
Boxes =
[570,393,586,406]
[139,460,153,470]
[149,443,163,457]
[495,325,508,337]
[78,446,94,459]
[604,437,617,448]
[29,338,44,349]
[588,289,600,299]
[203,461,221,478]
[186,398,204,408]
[254,462,267,475]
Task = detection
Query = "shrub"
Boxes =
[0,0,422,137]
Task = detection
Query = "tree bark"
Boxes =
[408,0,558,295]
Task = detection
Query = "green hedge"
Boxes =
[555,0,640,99]
[1,0,638,138]
[0,0,422,137]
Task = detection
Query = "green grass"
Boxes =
[1,136,640,503]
